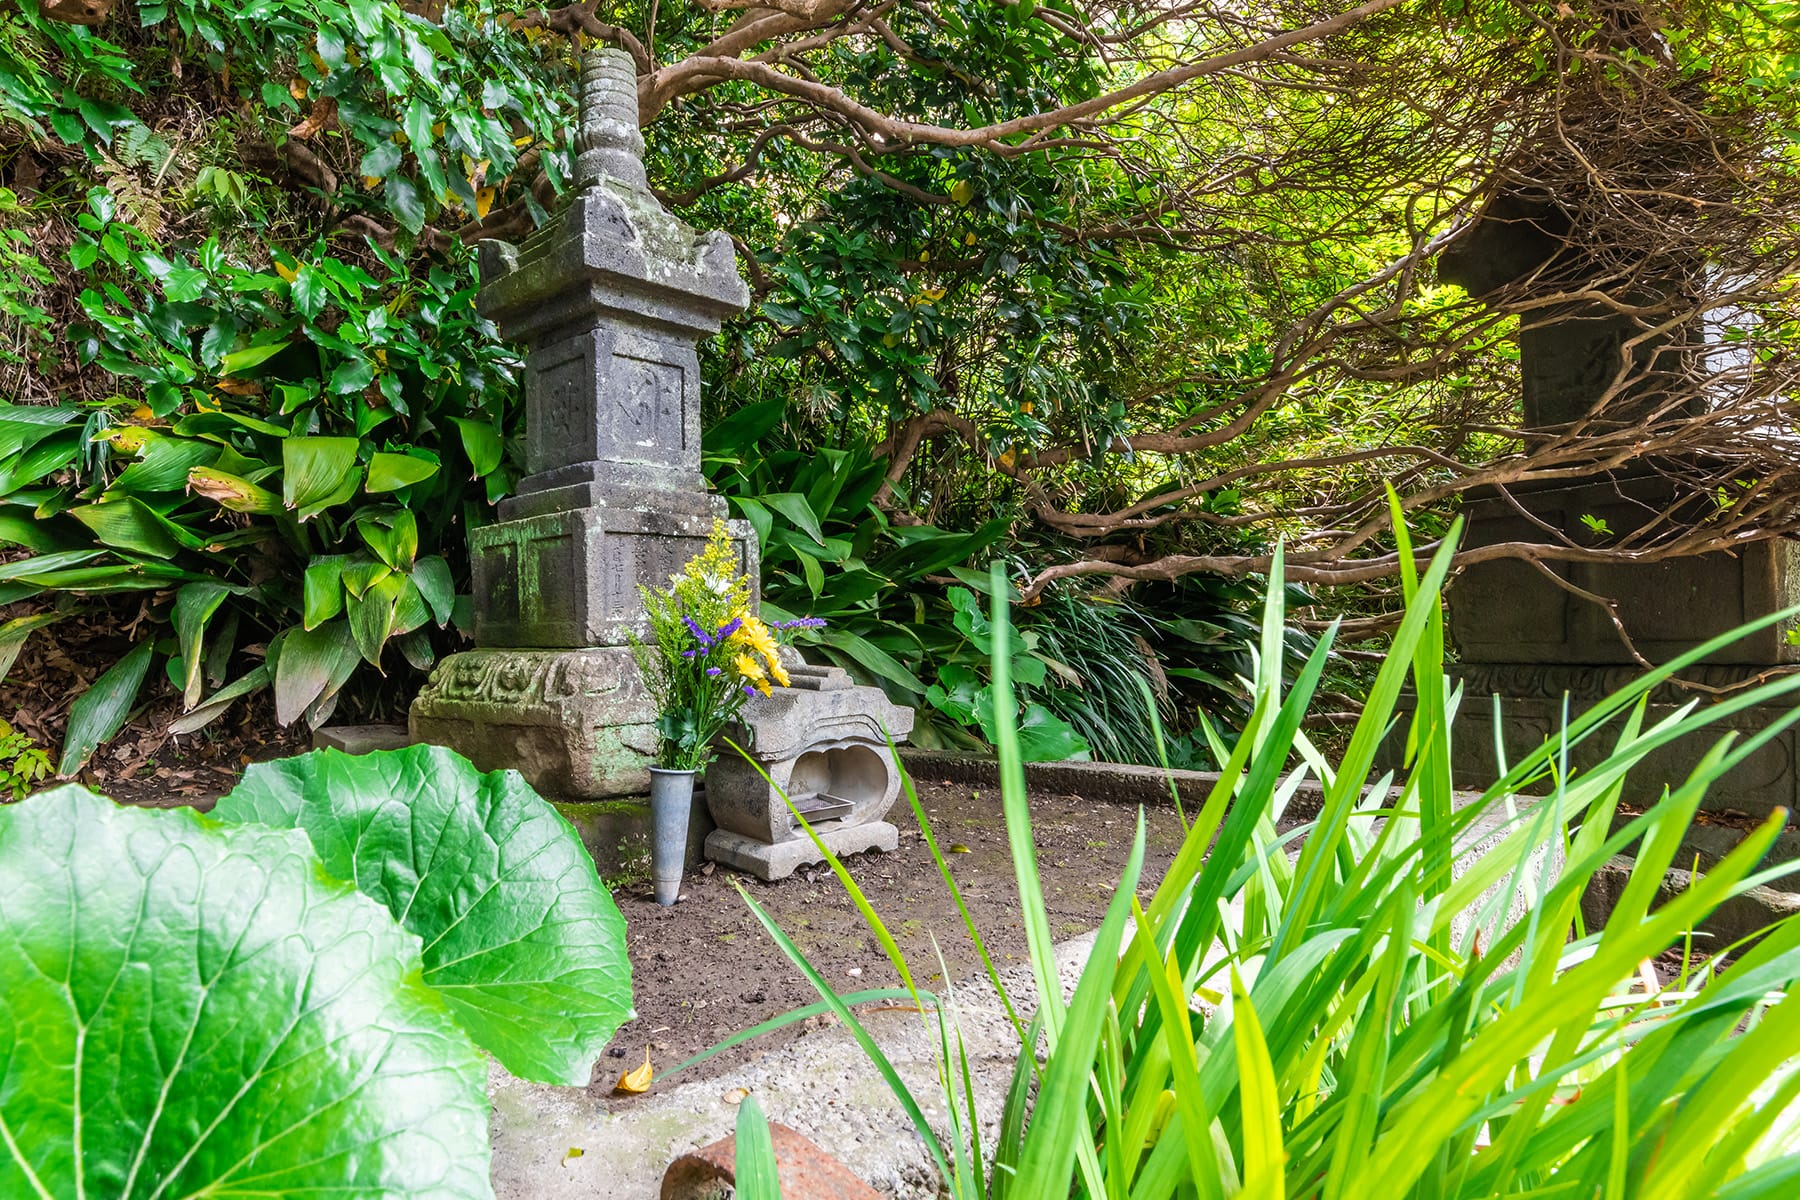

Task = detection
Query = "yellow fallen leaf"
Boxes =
[274,260,298,283]
[130,405,154,422]
[476,186,496,219]
[723,1087,748,1104]
[613,1047,652,1095]
[288,76,308,101]
[949,843,971,854]
[561,1147,584,1167]
[214,378,263,396]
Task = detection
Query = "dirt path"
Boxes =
[595,778,1188,1100]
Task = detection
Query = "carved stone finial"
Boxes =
[574,47,647,191]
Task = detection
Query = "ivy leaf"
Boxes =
[0,786,492,1199]
[215,745,635,1086]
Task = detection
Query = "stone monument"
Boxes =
[704,664,916,880]
[1426,195,1800,817]
[410,48,757,812]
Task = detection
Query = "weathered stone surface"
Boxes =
[554,791,714,882]
[311,723,412,755]
[469,507,758,649]
[660,1121,883,1200]
[1449,474,1800,667]
[409,647,657,798]
[1442,665,1800,819]
[705,820,900,882]
[1582,855,1800,948]
[703,665,914,880]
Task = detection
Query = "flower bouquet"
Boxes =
[630,521,820,772]
[630,522,821,904]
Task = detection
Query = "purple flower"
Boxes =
[716,616,744,639]
[776,616,827,630]
[681,649,699,658]
[742,685,756,697]
[706,667,723,677]
[683,616,714,646]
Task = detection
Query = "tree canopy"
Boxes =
[3,0,1799,750]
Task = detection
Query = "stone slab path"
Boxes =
[489,933,1100,1199]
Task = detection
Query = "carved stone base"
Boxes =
[408,646,657,799]
[1431,664,1800,819]
[705,821,900,882]
[469,507,757,649]
[704,665,915,846]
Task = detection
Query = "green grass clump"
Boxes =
[729,507,1800,1199]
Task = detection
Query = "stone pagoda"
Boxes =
[412,49,915,879]
[410,48,757,805]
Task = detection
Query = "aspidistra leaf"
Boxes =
[57,640,154,775]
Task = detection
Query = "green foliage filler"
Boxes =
[734,524,1800,1197]
[0,717,49,798]
[215,743,634,1087]
[0,784,494,1198]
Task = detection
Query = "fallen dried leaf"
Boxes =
[613,1046,652,1095]
[723,1087,748,1105]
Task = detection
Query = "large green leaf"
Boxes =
[272,618,360,725]
[69,496,197,558]
[57,640,154,775]
[366,449,440,492]
[0,785,492,1198]
[109,435,220,494]
[282,436,362,520]
[214,745,634,1086]
[173,580,234,709]
[0,612,58,683]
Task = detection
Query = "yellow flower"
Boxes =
[730,615,790,689]
[734,653,772,696]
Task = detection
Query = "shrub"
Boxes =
[737,517,1800,1198]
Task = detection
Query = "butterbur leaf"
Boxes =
[58,641,154,775]
[0,786,492,1198]
[215,745,635,1086]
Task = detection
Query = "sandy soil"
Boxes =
[595,777,1189,1101]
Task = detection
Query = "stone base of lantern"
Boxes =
[408,646,657,799]
[704,821,900,882]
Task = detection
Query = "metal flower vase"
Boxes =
[648,766,695,906]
